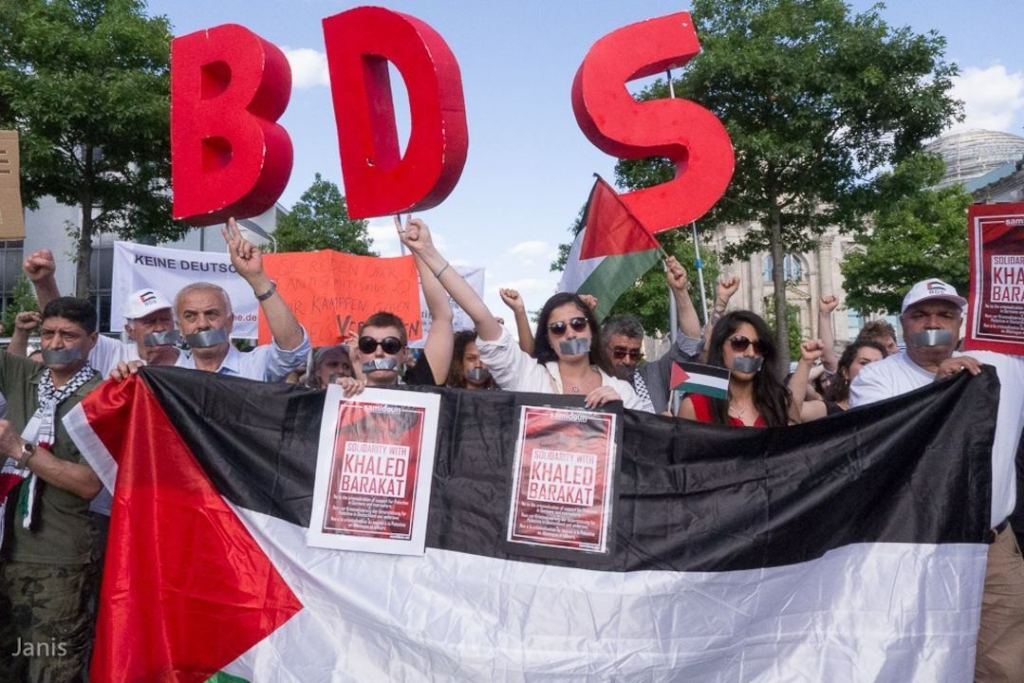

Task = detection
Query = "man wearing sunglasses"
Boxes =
[849,278,1024,681]
[602,256,704,413]
[342,217,454,392]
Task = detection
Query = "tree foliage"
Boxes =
[275,174,375,255]
[2,275,38,333]
[0,0,185,297]
[551,205,721,335]
[842,153,971,315]
[615,0,961,373]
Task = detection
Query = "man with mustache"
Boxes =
[849,278,1024,681]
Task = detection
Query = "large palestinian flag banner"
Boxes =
[65,367,997,682]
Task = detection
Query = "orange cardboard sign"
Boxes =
[258,251,422,346]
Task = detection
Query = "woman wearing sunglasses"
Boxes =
[679,311,810,427]
[397,221,652,411]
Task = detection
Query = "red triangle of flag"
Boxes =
[670,363,690,390]
[579,176,660,260]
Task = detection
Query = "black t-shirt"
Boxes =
[403,355,441,386]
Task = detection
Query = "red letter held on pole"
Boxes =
[572,13,734,232]
[171,24,293,226]
[322,7,468,219]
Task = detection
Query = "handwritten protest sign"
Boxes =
[964,202,1024,355]
[260,251,422,346]
[0,130,24,239]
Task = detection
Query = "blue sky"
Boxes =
[148,1,1024,317]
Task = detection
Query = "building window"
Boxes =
[762,253,804,283]
[0,240,25,322]
[88,244,114,333]
[846,310,865,342]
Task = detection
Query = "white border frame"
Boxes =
[307,386,440,556]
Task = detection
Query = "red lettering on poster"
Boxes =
[170,24,293,226]
[322,7,468,219]
[572,12,734,233]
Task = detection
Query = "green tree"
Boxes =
[0,0,186,298]
[551,206,721,334]
[842,153,971,315]
[2,275,38,333]
[275,174,375,255]
[615,0,960,375]
[763,296,803,363]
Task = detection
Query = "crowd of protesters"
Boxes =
[0,216,1021,682]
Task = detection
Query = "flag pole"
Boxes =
[664,69,679,347]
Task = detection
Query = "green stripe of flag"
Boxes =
[576,249,660,321]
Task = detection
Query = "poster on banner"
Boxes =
[111,241,259,338]
[307,386,440,556]
[410,265,484,346]
[964,203,1024,355]
[261,251,422,347]
[506,400,620,556]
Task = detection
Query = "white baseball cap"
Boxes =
[901,279,967,314]
[124,288,173,319]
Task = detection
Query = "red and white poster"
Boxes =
[965,203,1024,355]
[308,386,440,555]
[507,405,618,554]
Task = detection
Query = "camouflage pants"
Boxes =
[0,560,100,683]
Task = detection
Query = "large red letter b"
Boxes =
[171,24,293,226]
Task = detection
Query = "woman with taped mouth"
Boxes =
[446,330,496,390]
[397,220,653,412]
[678,310,808,427]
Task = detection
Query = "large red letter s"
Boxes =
[322,7,468,219]
[171,24,293,226]
[573,13,734,233]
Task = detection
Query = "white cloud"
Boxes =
[507,240,551,257]
[950,64,1024,132]
[283,47,330,89]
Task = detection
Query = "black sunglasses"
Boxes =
[729,336,767,354]
[611,347,643,361]
[547,317,589,336]
[358,336,404,355]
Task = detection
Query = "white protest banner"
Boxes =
[111,241,259,338]
[411,265,484,346]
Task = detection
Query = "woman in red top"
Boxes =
[679,311,803,428]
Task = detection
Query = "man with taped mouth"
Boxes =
[849,278,1024,681]
[173,218,310,381]
[21,250,183,376]
[0,297,104,682]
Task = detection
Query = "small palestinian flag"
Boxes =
[671,361,730,399]
[65,368,996,682]
[557,176,661,321]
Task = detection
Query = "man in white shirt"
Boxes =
[173,218,309,382]
[849,278,1024,681]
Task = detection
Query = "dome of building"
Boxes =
[925,129,1024,189]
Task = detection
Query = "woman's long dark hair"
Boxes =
[706,311,789,427]
[822,340,888,403]
[532,292,614,375]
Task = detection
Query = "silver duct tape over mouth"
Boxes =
[908,329,954,348]
[362,358,399,373]
[42,348,83,365]
[466,367,491,383]
[732,355,764,374]
[559,338,591,356]
[185,329,229,348]
[143,330,182,347]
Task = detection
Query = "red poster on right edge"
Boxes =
[964,203,1024,356]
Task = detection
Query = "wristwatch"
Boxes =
[16,441,36,469]
[255,280,277,302]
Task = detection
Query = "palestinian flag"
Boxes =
[0,457,27,546]
[557,176,661,320]
[65,367,997,682]
[671,361,730,399]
